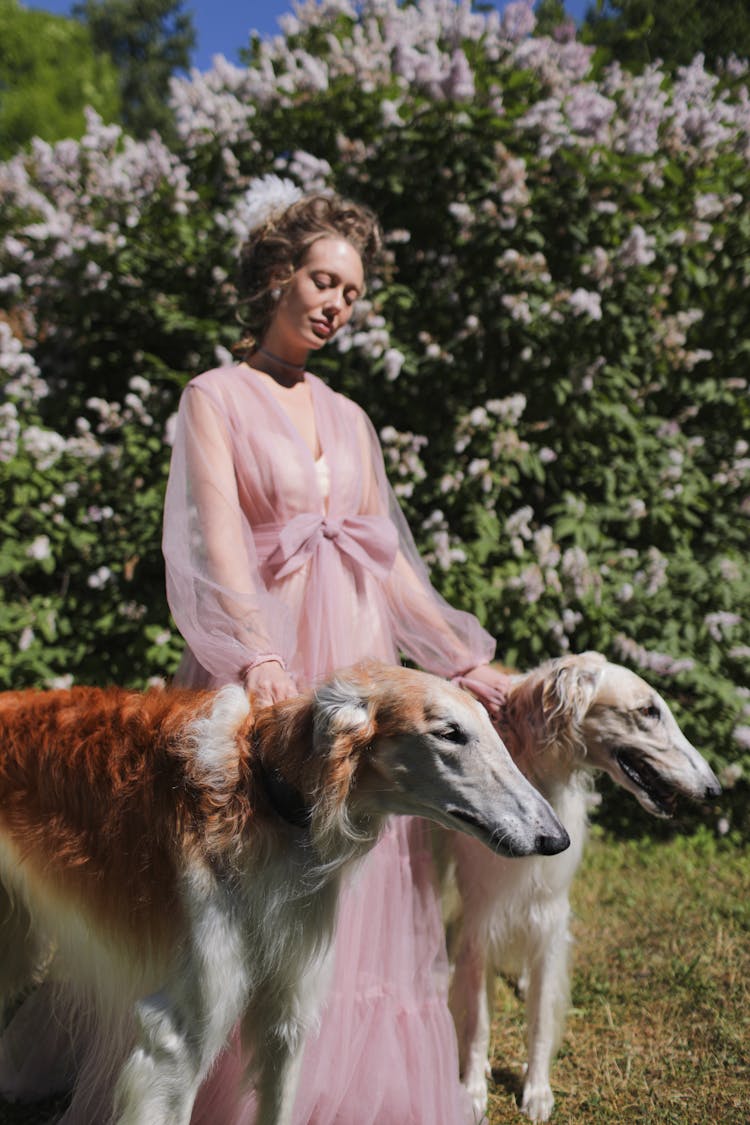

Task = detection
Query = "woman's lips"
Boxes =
[311,319,333,339]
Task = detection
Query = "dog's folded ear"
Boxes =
[308,676,378,830]
[543,651,606,729]
[313,676,374,750]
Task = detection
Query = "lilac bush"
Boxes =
[1,0,748,831]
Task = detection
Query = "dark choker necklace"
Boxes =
[257,346,306,372]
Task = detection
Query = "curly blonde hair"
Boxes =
[233,193,383,357]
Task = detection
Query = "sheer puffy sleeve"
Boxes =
[162,381,294,683]
[357,409,496,679]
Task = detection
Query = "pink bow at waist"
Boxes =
[256,513,399,583]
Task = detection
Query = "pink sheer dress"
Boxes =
[162,364,496,1125]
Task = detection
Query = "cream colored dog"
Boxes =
[441,651,721,1122]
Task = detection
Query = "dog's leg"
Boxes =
[449,927,492,1123]
[240,991,312,1125]
[113,992,206,1125]
[114,906,249,1125]
[242,939,335,1125]
[249,1031,305,1125]
[520,900,571,1123]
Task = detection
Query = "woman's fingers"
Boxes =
[245,662,297,707]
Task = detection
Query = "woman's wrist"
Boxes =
[240,654,286,687]
[451,661,488,682]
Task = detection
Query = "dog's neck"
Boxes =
[250,701,315,831]
[497,675,585,794]
[254,752,311,830]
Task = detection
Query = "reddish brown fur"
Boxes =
[0,687,255,951]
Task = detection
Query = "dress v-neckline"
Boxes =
[241,364,324,464]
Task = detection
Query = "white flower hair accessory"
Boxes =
[239,174,304,235]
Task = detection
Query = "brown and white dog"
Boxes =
[440,651,721,1123]
[0,661,569,1125]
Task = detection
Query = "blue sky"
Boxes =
[24,1,590,73]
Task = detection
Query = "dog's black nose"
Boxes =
[535,829,570,855]
[704,778,722,798]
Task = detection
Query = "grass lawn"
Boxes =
[1,829,748,1124]
[486,827,750,1124]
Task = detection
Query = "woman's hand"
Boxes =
[243,660,298,708]
[456,663,514,723]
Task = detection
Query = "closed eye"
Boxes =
[435,723,468,745]
[312,272,360,305]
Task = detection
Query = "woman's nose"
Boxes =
[324,290,343,314]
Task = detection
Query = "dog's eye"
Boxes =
[640,703,661,721]
[435,723,468,745]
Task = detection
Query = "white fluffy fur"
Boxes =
[440,652,721,1123]
[187,683,250,789]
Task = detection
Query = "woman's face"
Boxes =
[265,237,364,356]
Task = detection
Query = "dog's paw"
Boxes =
[520,1080,554,1122]
[463,1070,489,1123]
[469,1090,489,1125]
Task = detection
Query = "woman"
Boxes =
[163,188,509,1124]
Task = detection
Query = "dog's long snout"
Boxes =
[535,828,570,856]
[681,740,722,801]
[526,782,571,856]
